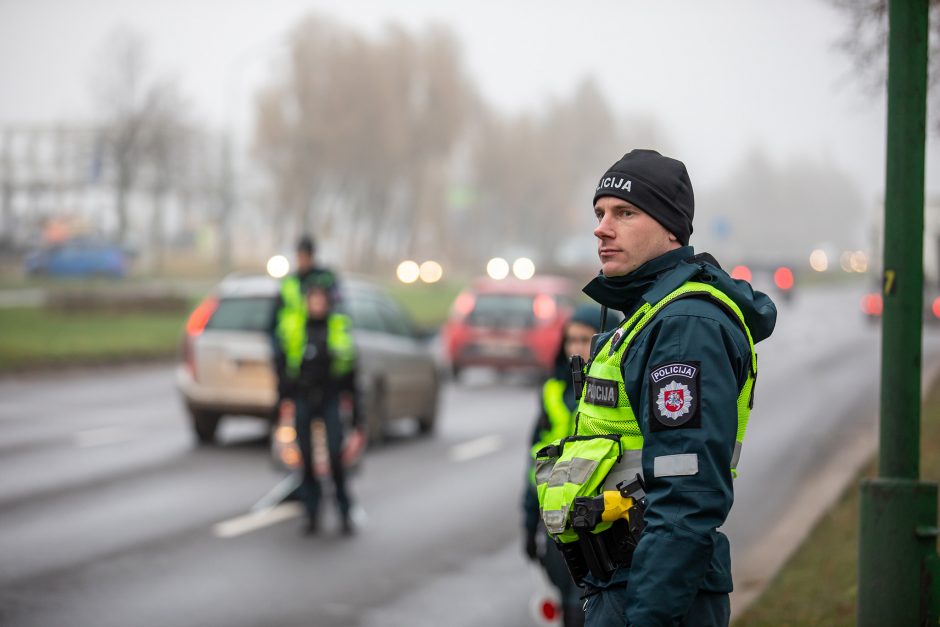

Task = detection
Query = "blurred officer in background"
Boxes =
[275,283,362,535]
[274,235,340,315]
[270,234,342,421]
[522,303,620,627]
[535,149,777,626]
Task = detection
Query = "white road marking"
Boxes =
[212,502,303,539]
[450,434,504,462]
[73,427,138,448]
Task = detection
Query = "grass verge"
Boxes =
[0,307,186,372]
[735,377,940,626]
[0,277,457,373]
[383,280,463,329]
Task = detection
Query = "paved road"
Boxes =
[0,283,935,626]
[0,364,543,627]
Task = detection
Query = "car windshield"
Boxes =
[468,294,535,328]
[205,297,274,332]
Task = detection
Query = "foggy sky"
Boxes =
[1,0,937,243]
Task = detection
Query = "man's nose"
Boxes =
[594,213,613,239]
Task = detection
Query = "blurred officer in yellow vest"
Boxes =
[275,282,360,535]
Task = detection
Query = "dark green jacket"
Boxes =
[582,246,776,625]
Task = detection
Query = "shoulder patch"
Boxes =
[648,361,701,431]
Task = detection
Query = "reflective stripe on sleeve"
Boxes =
[731,441,743,470]
[535,458,555,486]
[567,457,600,484]
[653,453,699,477]
[546,457,600,487]
[542,506,569,535]
[547,460,571,487]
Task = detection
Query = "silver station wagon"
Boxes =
[176,274,441,445]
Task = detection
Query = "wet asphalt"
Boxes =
[1,283,933,626]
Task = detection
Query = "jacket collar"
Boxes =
[582,246,696,316]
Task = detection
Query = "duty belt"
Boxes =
[560,474,647,586]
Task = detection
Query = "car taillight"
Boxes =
[730,265,752,282]
[452,292,475,319]
[932,297,940,319]
[183,296,217,379]
[533,294,556,321]
[186,296,218,336]
[861,293,883,316]
[774,267,794,290]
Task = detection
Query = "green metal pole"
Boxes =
[880,0,928,483]
[858,1,937,625]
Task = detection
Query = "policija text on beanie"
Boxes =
[593,149,695,246]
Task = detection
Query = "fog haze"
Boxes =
[1,0,937,268]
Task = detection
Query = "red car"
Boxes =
[442,275,577,378]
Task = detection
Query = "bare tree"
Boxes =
[91,28,150,244]
[90,27,208,276]
[93,29,199,253]
[253,14,651,274]
[828,0,940,133]
[142,80,189,273]
[253,15,469,271]
[701,146,866,261]
[469,78,632,263]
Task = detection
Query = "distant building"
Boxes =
[0,123,227,264]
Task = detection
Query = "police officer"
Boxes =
[271,236,336,398]
[544,150,777,626]
[523,304,620,627]
[274,280,361,535]
[271,235,341,401]
[277,235,340,309]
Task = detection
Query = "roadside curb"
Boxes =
[729,360,940,621]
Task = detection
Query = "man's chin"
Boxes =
[601,261,628,278]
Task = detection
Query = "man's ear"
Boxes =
[667,232,679,243]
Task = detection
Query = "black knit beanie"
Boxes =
[592,149,694,246]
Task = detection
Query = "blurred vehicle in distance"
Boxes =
[860,286,940,325]
[728,259,796,303]
[863,200,940,323]
[772,265,795,303]
[441,275,577,379]
[176,273,440,445]
[731,262,796,303]
[729,264,752,283]
[860,290,883,322]
[23,237,130,278]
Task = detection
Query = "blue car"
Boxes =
[24,239,129,278]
